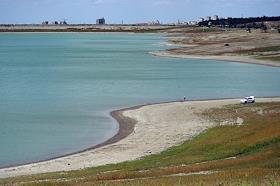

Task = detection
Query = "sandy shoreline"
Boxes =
[0,97,279,179]
[0,25,174,33]
[150,51,280,67]
[0,108,136,170]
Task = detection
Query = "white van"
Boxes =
[240,96,255,104]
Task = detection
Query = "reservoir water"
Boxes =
[0,33,279,167]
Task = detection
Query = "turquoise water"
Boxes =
[0,33,279,167]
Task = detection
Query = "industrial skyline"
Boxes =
[0,0,280,24]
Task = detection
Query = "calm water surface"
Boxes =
[0,33,279,167]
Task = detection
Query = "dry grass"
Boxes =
[257,56,280,62]
[165,28,280,62]
[233,46,280,54]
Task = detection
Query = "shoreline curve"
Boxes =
[0,107,136,170]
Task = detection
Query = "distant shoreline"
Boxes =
[4,25,279,68]
[0,25,175,33]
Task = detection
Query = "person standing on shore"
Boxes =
[183,96,186,102]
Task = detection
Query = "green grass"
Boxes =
[1,102,280,186]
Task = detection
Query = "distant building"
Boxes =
[42,20,67,25]
[51,21,59,25]
[60,20,67,25]
[189,21,198,25]
[205,16,212,21]
[155,20,160,25]
[96,18,106,25]
[177,19,181,25]
[42,21,49,25]
[212,15,219,20]
[199,18,205,22]
[147,20,161,25]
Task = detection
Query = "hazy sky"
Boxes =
[0,0,280,24]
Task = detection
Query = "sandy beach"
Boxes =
[0,97,279,179]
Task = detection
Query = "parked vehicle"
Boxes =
[240,96,255,104]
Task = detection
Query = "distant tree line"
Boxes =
[198,16,280,29]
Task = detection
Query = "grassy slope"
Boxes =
[1,102,280,186]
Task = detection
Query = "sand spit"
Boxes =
[0,98,279,178]
[150,51,280,67]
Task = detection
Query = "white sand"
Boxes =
[0,98,279,178]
